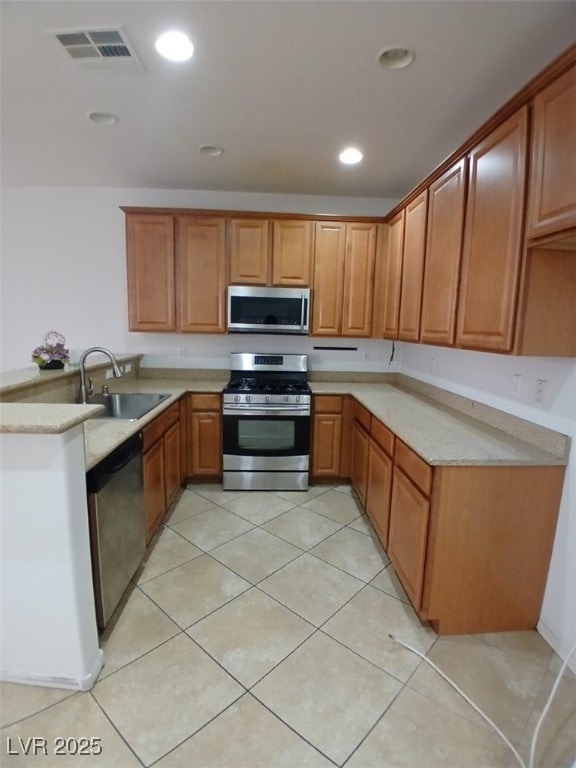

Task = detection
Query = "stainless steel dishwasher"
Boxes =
[86,432,145,630]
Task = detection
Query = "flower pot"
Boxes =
[38,360,65,371]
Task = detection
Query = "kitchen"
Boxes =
[1,1,576,766]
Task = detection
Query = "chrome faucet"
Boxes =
[79,347,123,403]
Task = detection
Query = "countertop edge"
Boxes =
[0,403,105,434]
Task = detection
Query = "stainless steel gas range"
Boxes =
[222,353,311,491]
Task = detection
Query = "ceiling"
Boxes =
[2,1,575,199]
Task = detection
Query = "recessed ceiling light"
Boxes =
[378,46,414,70]
[339,147,363,165]
[88,111,118,125]
[199,145,224,157]
[155,31,193,62]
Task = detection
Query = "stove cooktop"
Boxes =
[224,377,311,395]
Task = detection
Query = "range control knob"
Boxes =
[246,395,252,403]
[234,395,240,402]
[265,395,271,403]
[283,395,290,403]
[295,395,301,403]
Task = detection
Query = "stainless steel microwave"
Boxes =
[227,286,311,334]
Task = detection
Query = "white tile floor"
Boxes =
[1,484,575,767]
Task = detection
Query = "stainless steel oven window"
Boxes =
[223,413,310,458]
[238,418,295,451]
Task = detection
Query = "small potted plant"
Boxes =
[31,331,70,370]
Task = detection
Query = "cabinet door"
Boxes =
[126,214,176,331]
[177,217,226,333]
[528,65,576,240]
[272,220,313,286]
[366,439,393,548]
[143,439,166,543]
[229,219,270,284]
[398,192,428,341]
[311,413,342,477]
[342,223,377,337]
[388,467,430,609]
[456,107,528,352]
[350,419,369,507]
[381,211,405,339]
[311,221,346,335]
[190,411,222,476]
[163,421,181,510]
[420,159,467,346]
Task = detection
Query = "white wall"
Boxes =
[1,186,574,665]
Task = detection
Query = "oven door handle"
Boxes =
[223,407,310,417]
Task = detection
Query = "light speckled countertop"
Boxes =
[0,402,104,434]
[310,382,567,467]
[1,372,568,470]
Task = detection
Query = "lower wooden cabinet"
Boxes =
[142,437,166,543]
[142,400,182,543]
[350,404,370,506]
[187,394,222,477]
[388,459,431,609]
[311,396,344,479]
[365,419,394,548]
[321,395,565,636]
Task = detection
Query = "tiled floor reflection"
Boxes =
[1,484,574,767]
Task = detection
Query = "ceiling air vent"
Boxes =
[52,28,144,71]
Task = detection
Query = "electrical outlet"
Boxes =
[105,368,114,379]
[125,363,132,373]
[535,378,546,403]
[364,351,371,361]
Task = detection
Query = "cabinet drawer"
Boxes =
[351,398,371,431]
[314,395,344,414]
[142,401,180,451]
[394,439,432,496]
[190,393,221,411]
[371,417,394,456]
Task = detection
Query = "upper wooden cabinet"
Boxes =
[527,64,576,240]
[398,191,428,342]
[342,223,377,336]
[176,216,226,333]
[272,220,313,286]
[376,211,404,339]
[420,159,467,346]
[313,221,377,337]
[228,218,313,286]
[126,212,226,334]
[456,107,528,352]
[126,214,176,332]
[228,219,270,285]
[311,222,346,335]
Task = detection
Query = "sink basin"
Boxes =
[88,392,171,421]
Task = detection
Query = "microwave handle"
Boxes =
[300,294,306,331]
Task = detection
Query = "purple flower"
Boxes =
[31,331,70,366]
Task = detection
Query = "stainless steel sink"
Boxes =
[88,392,171,421]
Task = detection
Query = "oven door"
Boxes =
[222,409,310,490]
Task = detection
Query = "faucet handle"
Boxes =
[87,377,94,398]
